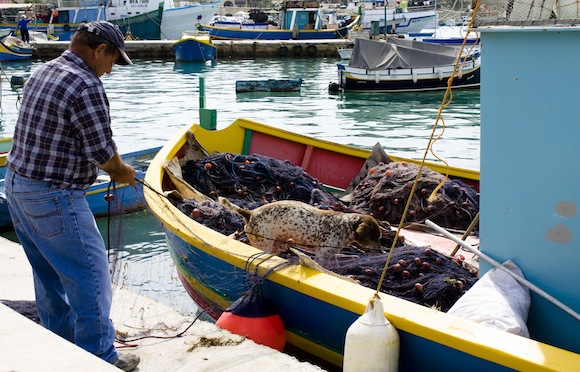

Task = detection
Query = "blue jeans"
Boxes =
[4,168,118,363]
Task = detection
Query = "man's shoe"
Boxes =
[112,353,140,371]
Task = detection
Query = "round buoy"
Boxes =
[343,295,399,371]
[216,293,286,351]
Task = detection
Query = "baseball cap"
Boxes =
[77,21,132,65]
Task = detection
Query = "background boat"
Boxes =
[0,36,34,61]
[0,146,161,231]
[109,3,164,40]
[161,0,220,40]
[172,31,216,62]
[201,1,359,40]
[336,37,481,92]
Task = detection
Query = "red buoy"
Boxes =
[216,293,286,351]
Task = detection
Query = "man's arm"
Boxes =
[98,153,136,186]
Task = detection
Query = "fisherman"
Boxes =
[16,14,33,43]
[4,21,139,371]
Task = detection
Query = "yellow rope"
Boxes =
[373,0,482,296]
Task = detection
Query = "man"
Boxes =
[16,14,33,43]
[5,21,139,371]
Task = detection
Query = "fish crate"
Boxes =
[474,0,580,26]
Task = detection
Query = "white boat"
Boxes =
[161,0,220,40]
[337,47,353,59]
[347,1,436,34]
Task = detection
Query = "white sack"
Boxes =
[447,260,531,337]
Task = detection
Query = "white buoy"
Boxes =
[343,294,399,372]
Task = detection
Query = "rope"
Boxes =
[373,0,482,297]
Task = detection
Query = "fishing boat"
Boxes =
[143,117,580,369]
[160,0,220,40]
[358,5,436,35]
[172,31,216,62]
[334,37,480,92]
[235,78,304,92]
[200,1,359,40]
[144,114,579,369]
[0,146,161,231]
[0,36,34,61]
[108,2,164,40]
[208,10,272,30]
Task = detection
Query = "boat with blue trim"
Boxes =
[172,31,216,62]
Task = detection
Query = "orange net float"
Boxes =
[216,293,286,351]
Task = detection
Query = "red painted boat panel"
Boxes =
[248,131,365,189]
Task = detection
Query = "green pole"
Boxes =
[199,75,205,109]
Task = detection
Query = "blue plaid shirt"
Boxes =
[8,50,117,190]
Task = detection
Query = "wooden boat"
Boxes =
[336,37,480,93]
[200,1,359,40]
[235,78,304,93]
[0,36,34,61]
[0,146,160,231]
[172,31,216,62]
[144,119,579,370]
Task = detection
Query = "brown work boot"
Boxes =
[112,352,140,371]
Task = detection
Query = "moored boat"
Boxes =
[335,37,480,92]
[0,146,161,231]
[0,36,34,61]
[161,0,220,40]
[200,1,359,40]
[172,30,216,62]
[108,2,164,40]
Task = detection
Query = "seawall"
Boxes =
[32,39,352,60]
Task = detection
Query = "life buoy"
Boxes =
[63,24,71,32]
[278,46,289,57]
[305,44,317,57]
[292,45,303,56]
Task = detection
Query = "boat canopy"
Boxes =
[348,37,463,70]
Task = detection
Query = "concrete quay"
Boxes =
[0,236,325,371]
[32,39,351,60]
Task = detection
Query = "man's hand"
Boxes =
[99,153,137,186]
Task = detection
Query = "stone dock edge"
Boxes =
[32,39,352,60]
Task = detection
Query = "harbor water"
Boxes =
[0,57,480,316]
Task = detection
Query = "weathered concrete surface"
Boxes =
[0,237,325,371]
[32,39,351,60]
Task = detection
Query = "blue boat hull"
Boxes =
[165,226,514,371]
[173,39,216,62]
[199,25,347,40]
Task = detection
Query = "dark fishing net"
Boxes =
[328,246,477,312]
[172,152,478,312]
[180,153,349,211]
[350,162,479,231]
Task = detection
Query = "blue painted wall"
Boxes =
[480,27,580,353]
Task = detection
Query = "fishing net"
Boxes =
[181,152,350,212]
[350,161,479,231]
[172,152,478,312]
